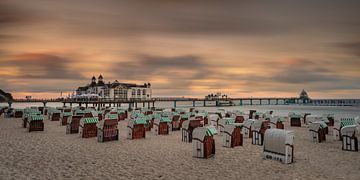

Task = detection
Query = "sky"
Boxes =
[0,0,360,99]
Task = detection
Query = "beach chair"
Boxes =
[269,117,285,129]
[334,118,356,140]
[97,118,119,142]
[127,118,146,139]
[235,115,245,123]
[243,119,255,138]
[249,110,256,119]
[263,129,294,164]
[251,120,268,145]
[14,109,24,118]
[209,114,219,127]
[27,115,44,132]
[309,122,327,143]
[181,119,202,142]
[66,115,83,134]
[50,110,61,121]
[153,117,171,135]
[217,118,231,135]
[223,123,243,148]
[171,115,181,131]
[79,117,99,138]
[341,125,358,151]
[322,113,335,126]
[289,113,302,127]
[60,112,72,126]
[302,113,311,124]
[192,126,217,158]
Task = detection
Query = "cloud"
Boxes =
[272,59,340,84]
[336,41,360,57]
[0,53,85,80]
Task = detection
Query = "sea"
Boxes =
[1,102,360,118]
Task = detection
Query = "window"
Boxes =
[132,89,135,96]
[142,89,146,95]
[137,89,141,96]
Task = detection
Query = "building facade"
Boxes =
[76,75,152,100]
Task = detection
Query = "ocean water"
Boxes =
[1,102,359,118]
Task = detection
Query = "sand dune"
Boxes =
[0,117,359,180]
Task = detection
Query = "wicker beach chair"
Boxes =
[251,120,268,145]
[181,119,202,142]
[60,112,72,126]
[223,123,243,148]
[27,115,44,132]
[334,118,356,140]
[97,118,119,142]
[153,117,171,135]
[341,125,358,151]
[242,119,255,138]
[79,117,99,138]
[309,122,327,143]
[192,126,217,158]
[289,113,302,127]
[66,115,83,134]
[127,118,146,139]
[263,129,294,164]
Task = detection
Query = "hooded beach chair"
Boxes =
[209,114,220,127]
[223,123,243,148]
[309,122,327,143]
[171,114,181,131]
[60,112,72,126]
[97,118,119,142]
[79,117,99,138]
[192,126,217,158]
[251,120,268,145]
[334,118,356,140]
[14,109,24,118]
[181,118,202,142]
[153,117,171,135]
[341,125,358,151]
[66,115,83,134]
[27,115,44,132]
[289,113,302,127]
[217,118,234,135]
[322,113,335,126]
[269,116,285,129]
[242,119,255,138]
[127,118,146,139]
[50,109,61,121]
[263,129,294,164]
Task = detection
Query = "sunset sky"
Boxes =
[1,0,360,99]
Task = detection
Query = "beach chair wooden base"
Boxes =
[28,121,44,132]
[290,118,301,127]
[98,129,119,142]
[80,124,97,138]
[342,135,358,152]
[15,112,23,118]
[60,116,69,126]
[128,124,146,139]
[158,122,169,135]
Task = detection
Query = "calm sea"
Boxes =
[1,102,359,118]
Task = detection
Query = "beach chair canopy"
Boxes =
[81,117,99,125]
[341,125,358,137]
[264,129,294,155]
[29,115,44,121]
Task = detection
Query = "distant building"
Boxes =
[299,89,310,103]
[76,75,152,100]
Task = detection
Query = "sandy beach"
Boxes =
[0,116,359,180]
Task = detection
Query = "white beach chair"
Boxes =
[192,126,217,158]
[341,125,358,151]
[263,129,294,164]
[223,123,243,148]
[242,119,255,138]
